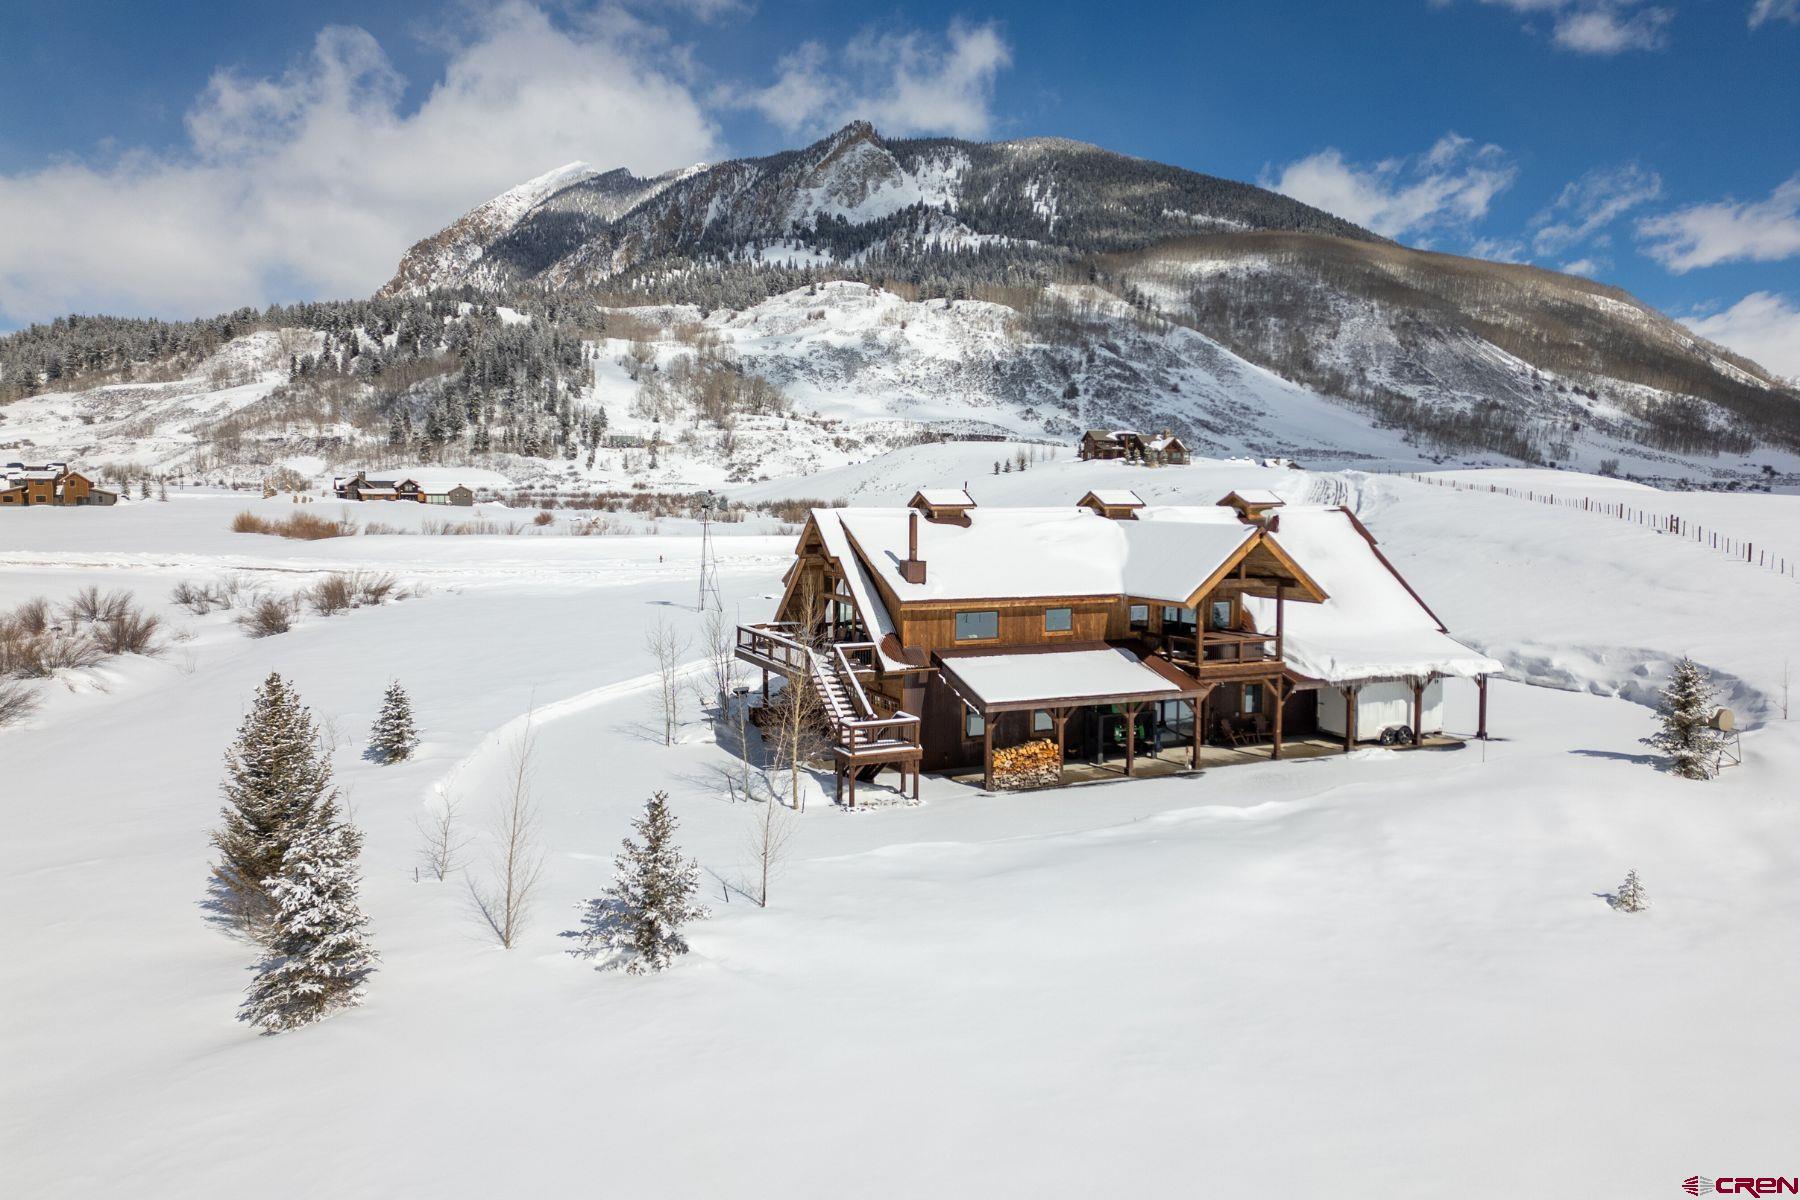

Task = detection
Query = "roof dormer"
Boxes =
[908,487,976,525]
[1077,489,1145,520]
[1217,489,1286,524]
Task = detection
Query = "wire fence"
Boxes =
[1399,473,1797,581]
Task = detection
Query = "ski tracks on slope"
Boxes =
[427,659,713,808]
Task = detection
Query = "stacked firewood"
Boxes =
[992,738,1062,789]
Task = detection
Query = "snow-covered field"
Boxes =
[2,462,1796,1198]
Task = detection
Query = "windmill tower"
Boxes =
[697,491,724,611]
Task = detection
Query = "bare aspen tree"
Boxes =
[697,605,738,713]
[416,778,469,882]
[645,617,690,746]
[473,726,545,948]
[744,786,796,908]
[768,672,827,812]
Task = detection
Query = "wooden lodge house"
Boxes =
[1077,428,1190,466]
[0,462,118,507]
[333,472,474,506]
[737,488,1500,800]
[1078,429,1142,461]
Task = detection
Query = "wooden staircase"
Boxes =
[736,623,922,805]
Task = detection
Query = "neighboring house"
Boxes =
[1144,430,1190,466]
[0,462,118,507]
[737,489,1500,799]
[335,472,475,505]
[336,472,425,502]
[1077,429,1145,461]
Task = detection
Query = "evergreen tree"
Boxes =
[210,673,337,934]
[367,681,419,763]
[239,800,377,1032]
[1613,868,1648,913]
[600,792,708,975]
[1644,657,1723,780]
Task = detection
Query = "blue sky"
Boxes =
[2,0,1797,373]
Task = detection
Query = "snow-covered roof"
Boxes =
[941,647,1190,709]
[912,487,975,508]
[810,508,908,672]
[1081,489,1144,508]
[1220,488,1284,506]
[1220,506,1503,685]
[831,506,1258,605]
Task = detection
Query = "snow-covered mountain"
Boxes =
[379,120,1376,296]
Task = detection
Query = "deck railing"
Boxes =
[737,622,920,754]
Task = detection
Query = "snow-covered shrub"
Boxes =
[366,681,419,763]
[309,573,355,616]
[64,585,130,625]
[171,575,248,615]
[238,595,296,638]
[92,607,161,656]
[1643,657,1724,780]
[1613,869,1648,913]
[587,792,708,975]
[0,680,39,727]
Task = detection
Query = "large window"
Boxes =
[965,708,986,738]
[1242,683,1263,715]
[1044,607,1072,633]
[1163,605,1196,629]
[1129,604,1149,629]
[1209,599,1234,631]
[1033,710,1054,734]
[955,610,999,641]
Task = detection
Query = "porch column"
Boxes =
[982,717,995,792]
[1271,676,1284,760]
[1124,703,1143,776]
[761,667,768,702]
[1274,584,1285,663]
[1411,679,1424,747]
[1477,675,1489,740]
[1342,686,1358,753]
[1053,709,1071,785]
[1191,696,1202,768]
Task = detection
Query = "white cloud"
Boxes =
[727,18,1011,139]
[1471,0,1674,53]
[1637,174,1800,272]
[1531,162,1662,255]
[1551,4,1672,51]
[1261,134,1517,240]
[1468,236,1530,263]
[1684,291,1800,380]
[1560,257,1604,276]
[0,3,718,324]
[1748,0,1800,27]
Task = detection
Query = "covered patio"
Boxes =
[937,645,1207,789]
